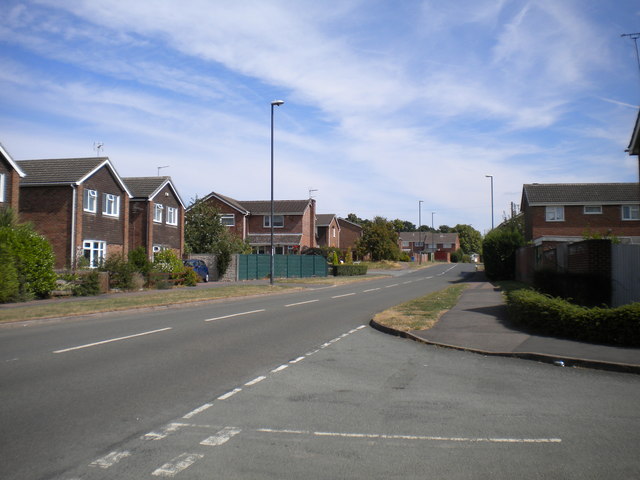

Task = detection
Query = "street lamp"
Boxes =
[270,100,284,285]
[485,175,494,230]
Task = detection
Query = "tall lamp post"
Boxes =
[270,100,284,285]
[485,175,494,230]
[418,200,423,260]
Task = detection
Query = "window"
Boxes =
[221,214,235,226]
[402,241,410,247]
[545,206,564,222]
[584,205,602,215]
[83,240,106,268]
[102,193,120,217]
[154,203,164,223]
[263,215,284,228]
[415,241,424,247]
[332,227,336,238]
[0,173,5,203]
[83,189,97,213]
[166,207,178,226]
[622,205,640,220]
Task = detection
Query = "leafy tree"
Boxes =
[453,224,482,255]
[438,225,453,233]
[346,213,371,227]
[418,225,435,232]
[356,216,401,261]
[184,198,251,276]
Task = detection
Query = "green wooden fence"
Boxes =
[237,254,327,280]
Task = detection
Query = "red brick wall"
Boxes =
[528,204,640,241]
[0,158,21,210]
[567,239,611,276]
[81,168,128,247]
[337,220,362,250]
[203,196,245,239]
[19,185,73,268]
[150,185,183,253]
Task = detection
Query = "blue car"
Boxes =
[183,259,209,282]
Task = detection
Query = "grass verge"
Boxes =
[0,285,295,323]
[373,283,469,332]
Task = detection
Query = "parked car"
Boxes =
[183,259,209,282]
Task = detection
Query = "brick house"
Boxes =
[336,217,363,252]
[17,157,132,268]
[0,142,26,210]
[196,191,317,254]
[123,176,185,259]
[521,183,640,247]
[316,214,341,248]
[398,231,460,261]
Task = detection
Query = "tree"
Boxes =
[438,225,453,233]
[346,213,370,227]
[453,224,482,255]
[356,216,401,261]
[184,199,251,276]
[482,226,524,280]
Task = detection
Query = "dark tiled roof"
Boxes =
[246,234,303,245]
[123,177,169,198]
[523,183,640,205]
[198,191,249,214]
[240,199,311,215]
[398,232,459,243]
[316,214,337,226]
[17,157,109,185]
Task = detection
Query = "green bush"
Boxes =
[128,246,153,275]
[482,227,524,280]
[506,288,640,346]
[332,264,368,276]
[399,252,411,262]
[0,235,19,302]
[153,249,183,274]
[73,270,101,296]
[102,254,136,291]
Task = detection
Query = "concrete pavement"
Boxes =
[372,271,640,374]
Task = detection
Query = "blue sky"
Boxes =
[1,0,639,233]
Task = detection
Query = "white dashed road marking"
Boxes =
[385,283,399,288]
[245,376,267,386]
[271,364,289,373]
[205,309,265,322]
[152,453,203,477]
[182,403,213,419]
[363,288,380,292]
[332,293,356,298]
[144,423,189,441]
[200,427,242,446]
[54,328,172,354]
[217,388,242,400]
[285,299,319,307]
[89,450,131,469]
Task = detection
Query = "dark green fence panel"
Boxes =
[237,254,327,280]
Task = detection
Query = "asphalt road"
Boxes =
[2,262,639,479]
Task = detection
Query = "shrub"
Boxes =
[0,235,19,302]
[102,254,136,291]
[345,248,353,265]
[128,246,153,275]
[175,267,199,287]
[506,288,640,346]
[482,227,524,280]
[332,264,368,276]
[399,252,411,262]
[73,270,101,296]
[153,249,183,274]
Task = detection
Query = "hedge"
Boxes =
[332,264,368,276]
[506,289,640,346]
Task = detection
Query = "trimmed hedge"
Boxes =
[332,264,368,276]
[506,289,640,346]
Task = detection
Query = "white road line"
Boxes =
[285,299,319,307]
[205,309,265,322]
[363,288,380,292]
[245,376,267,386]
[385,283,399,288]
[152,453,203,477]
[53,328,172,354]
[182,403,213,419]
[426,276,434,279]
[289,356,305,364]
[217,388,242,400]
[402,281,413,284]
[257,428,561,444]
[271,364,289,373]
[144,423,189,441]
[89,450,131,469]
[332,293,356,298]
[200,427,242,446]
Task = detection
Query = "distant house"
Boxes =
[398,231,460,262]
[316,214,340,248]
[123,176,185,259]
[521,183,640,247]
[0,142,26,211]
[336,217,363,252]
[196,191,317,254]
[17,157,132,268]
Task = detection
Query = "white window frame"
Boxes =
[102,193,120,217]
[221,214,235,226]
[583,205,602,215]
[166,206,178,226]
[84,189,97,213]
[622,205,640,221]
[0,173,5,203]
[545,206,564,222]
[264,215,284,228]
[154,203,164,223]
[83,240,106,268]
[415,241,424,247]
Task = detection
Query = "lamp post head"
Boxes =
[271,100,285,106]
